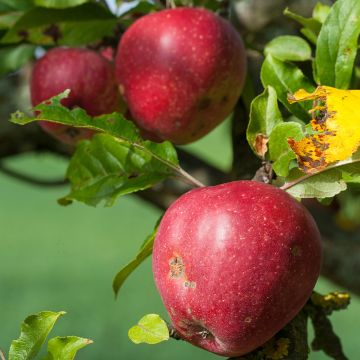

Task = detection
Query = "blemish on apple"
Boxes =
[169,256,185,278]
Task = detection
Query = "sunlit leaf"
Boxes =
[9,311,65,360]
[41,336,92,360]
[264,36,312,62]
[128,314,169,345]
[288,86,360,174]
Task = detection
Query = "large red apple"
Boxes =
[30,47,121,145]
[115,7,246,144]
[152,181,322,357]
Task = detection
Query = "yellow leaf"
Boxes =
[287,86,360,174]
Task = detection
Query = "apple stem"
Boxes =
[167,323,182,340]
[177,167,205,188]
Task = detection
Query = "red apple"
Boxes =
[30,47,121,145]
[152,181,322,357]
[115,7,246,144]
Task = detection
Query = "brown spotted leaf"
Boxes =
[288,86,360,174]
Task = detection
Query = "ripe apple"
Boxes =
[152,181,322,357]
[30,47,121,145]
[115,7,246,144]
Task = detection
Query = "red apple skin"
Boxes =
[115,7,246,144]
[31,47,121,145]
[152,181,322,357]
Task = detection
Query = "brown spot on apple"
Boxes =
[291,245,302,257]
[169,256,185,278]
[184,280,196,289]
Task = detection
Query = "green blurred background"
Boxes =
[0,118,359,360]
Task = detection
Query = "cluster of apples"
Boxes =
[30,7,322,358]
[31,7,246,145]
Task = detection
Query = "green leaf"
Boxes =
[113,218,160,297]
[0,45,35,75]
[284,7,321,33]
[61,134,177,206]
[264,36,312,62]
[282,151,360,198]
[41,336,92,360]
[315,0,360,88]
[9,311,65,360]
[11,91,179,206]
[269,122,304,177]
[34,0,89,8]
[261,55,315,121]
[1,3,117,46]
[313,2,331,24]
[286,170,347,198]
[246,86,283,158]
[128,314,169,345]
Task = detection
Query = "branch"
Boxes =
[0,349,6,360]
[0,163,68,187]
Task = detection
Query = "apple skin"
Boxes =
[30,47,121,145]
[115,7,246,144]
[152,181,322,357]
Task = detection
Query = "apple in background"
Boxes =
[152,181,322,357]
[30,47,121,145]
[116,7,247,144]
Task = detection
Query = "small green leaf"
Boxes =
[113,218,161,297]
[284,7,321,33]
[246,86,283,158]
[315,0,360,88]
[1,3,117,46]
[285,170,347,198]
[269,122,304,177]
[9,311,65,360]
[34,0,89,8]
[264,36,312,62]
[312,2,331,24]
[0,45,35,75]
[261,55,315,121]
[128,314,169,345]
[41,336,92,360]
